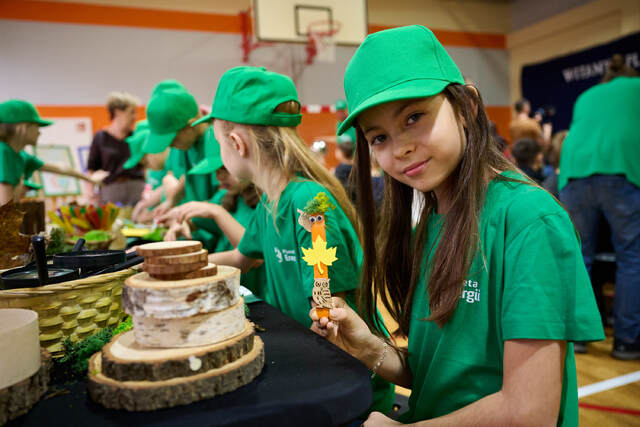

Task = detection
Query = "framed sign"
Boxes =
[35,145,81,196]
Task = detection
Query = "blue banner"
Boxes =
[521,32,640,131]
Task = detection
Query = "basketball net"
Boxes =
[306,21,341,64]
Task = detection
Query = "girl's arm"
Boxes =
[208,248,262,273]
[40,163,103,185]
[0,183,15,205]
[363,339,565,427]
[310,297,413,388]
[132,186,164,222]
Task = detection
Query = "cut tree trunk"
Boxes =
[122,266,240,319]
[0,348,51,425]
[101,321,255,381]
[136,241,202,258]
[143,259,208,276]
[132,298,247,348]
[88,337,264,411]
[144,249,208,266]
[150,263,218,281]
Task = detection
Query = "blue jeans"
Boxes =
[561,175,640,343]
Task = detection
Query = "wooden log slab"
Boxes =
[143,259,208,276]
[0,348,51,425]
[150,263,218,281]
[136,241,202,258]
[101,321,255,382]
[144,249,208,266]
[122,266,240,319]
[88,337,264,411]
[132,298,247,348]
[0,309,41,389]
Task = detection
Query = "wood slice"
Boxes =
[132,298,247,348]
[0,309,41,389]
[136,241,202,258]
[0,348,51,425]
[150,263,218,281]
[144,249,208,266]
[122,265,240,319]
[88,336,264,411]
[143,259,207,276]
[101,321,255,382]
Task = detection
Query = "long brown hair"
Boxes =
[355,84,519,335]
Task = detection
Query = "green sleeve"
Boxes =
[0,143,23,186]
[502,213,605,342]
[237,202,264,259]
[167,148,187,179]
[20,151,44,180]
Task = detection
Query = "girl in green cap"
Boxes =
[200,66,394,415]
[0,99,104,205]
[310,25,603,426]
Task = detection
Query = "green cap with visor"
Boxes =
[192,66,302,127]
[338,25,464,135]
[0,100,53,127]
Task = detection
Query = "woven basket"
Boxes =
[0,268,138,358]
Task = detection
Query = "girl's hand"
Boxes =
[363,412,403,426]
[309,297,376,361]
[164,221,192,241]
[169,201,218,225]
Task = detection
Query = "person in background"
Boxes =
[88,91,145,206]
[542,130,568,199]
[511,138,545,184]
[509,98,551,149]
[334,140,355,201]
[0,99,103,206]
[559,59,640,360]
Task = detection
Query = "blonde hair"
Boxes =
[106,91,140,120]
[221,101,359,234]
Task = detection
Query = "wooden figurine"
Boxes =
[298,193,338,320]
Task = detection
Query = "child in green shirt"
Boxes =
[196,66,395,415]
[310,25,604,427]
[0,99,102,205]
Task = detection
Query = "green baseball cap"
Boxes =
[143,88,198,154]
[334,99,347,111]
[192,66,301,127]
[151,79,186,96]
[0,100,53,126]
[338,25,464,135]
[123,120,150,169]
[189,135,223,175]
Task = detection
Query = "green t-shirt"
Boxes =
[0,141,26,186]
[20,151,44,181]
[237,178,394,414]
[146,167,167,190]
[559,76,640,191]
[402,172,604,425]
[195,189,266,293]
[166,126,219,249]
[237,179,362,326]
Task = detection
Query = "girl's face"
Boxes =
[23,123,40,146]
[215,166,240,190]
[358,95,465,196]
[213,119,252,181]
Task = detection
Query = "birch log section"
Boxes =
[88,337,264,411]
[136,241,202,257]
[122,265,240,319]
[101,321,255,381]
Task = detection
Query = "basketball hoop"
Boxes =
[306,20,341,65]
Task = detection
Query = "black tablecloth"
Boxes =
[8,302,372,427]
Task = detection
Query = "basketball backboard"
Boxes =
[252,0,368,46]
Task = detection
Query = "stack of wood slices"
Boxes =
[87,241,264,411]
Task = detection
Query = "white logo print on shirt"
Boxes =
[461,280,480,303]
[274,248,297,263]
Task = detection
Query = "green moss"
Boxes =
[303,192,335,215]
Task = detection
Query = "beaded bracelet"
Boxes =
[370,340,388,379]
